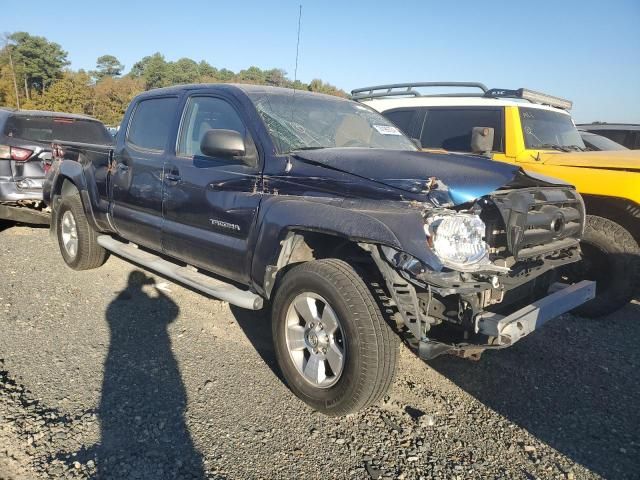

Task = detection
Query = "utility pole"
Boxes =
[3,35,20,109]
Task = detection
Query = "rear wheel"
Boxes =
[563,215,640,317]
[272,259,398,416]
[56,193,108,270]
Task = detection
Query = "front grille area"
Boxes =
[483,187,584,261]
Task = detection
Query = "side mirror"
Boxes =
[471,127,494,155]
[200,129,246,158]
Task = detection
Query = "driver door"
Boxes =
[162,95,262,283]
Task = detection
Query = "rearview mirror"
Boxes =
[200,129,246,158]
[471,127,494,155]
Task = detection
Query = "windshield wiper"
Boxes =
[291,146,326,151]
[565,144,588,152]
[534,143,572,152]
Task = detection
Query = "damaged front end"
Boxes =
[363,180,595,360]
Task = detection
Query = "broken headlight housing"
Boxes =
[424,213,488,269]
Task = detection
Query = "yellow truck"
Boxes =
[353,82,639,316]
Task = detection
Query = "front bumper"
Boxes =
[419,280,596,359]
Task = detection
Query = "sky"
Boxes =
[3,0,639,123]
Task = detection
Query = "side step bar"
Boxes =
[97,235,263,310]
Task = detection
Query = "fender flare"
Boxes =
[50,160,101,231]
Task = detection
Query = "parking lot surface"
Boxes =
[1,225,638,479]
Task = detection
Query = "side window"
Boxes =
[420,108,504,153]
[597,130,628,147]
[383,109,416,137]
[127,97,179,151]
[177,96,250,157]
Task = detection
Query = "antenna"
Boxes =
[294,4,302,84]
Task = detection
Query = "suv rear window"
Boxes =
[127,97,179,151]
[4,116,113,144]
[420,108,504,152]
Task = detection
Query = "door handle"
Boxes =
[165,173,181,182]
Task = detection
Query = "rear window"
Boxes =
[4,115,113,144]
[420,108,504,152]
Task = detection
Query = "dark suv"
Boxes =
[0,109,112,225]
[578,123,640,150]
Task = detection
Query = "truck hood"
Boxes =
[292,148,524,205]
[539,150,640,171]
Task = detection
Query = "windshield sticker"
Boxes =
[373,125,402,135]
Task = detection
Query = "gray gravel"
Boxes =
[1,224,639,479]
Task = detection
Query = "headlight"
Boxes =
[424,213,488,268]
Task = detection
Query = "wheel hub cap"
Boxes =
[285,292,346,388]
[61,210,79,259]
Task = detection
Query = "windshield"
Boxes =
[520,107,585,151]
[247,90,417,153]
[4,116,113,145]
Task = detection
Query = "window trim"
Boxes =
[175,94,253,160]
[418,106,505,153]
[125,95,180,153]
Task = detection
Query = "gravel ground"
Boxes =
[1,224,638,479]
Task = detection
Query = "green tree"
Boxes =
[24,70,94,114]
[308,78,346,97]
[169,58,199,85]
[130,53,170,89]
[93,54,124,80]
[8,32,69,98]
[237,66,265,84]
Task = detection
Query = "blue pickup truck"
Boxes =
[44,84,594,415]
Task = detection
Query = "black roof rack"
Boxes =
[350,82,488,101]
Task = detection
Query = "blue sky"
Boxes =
[4,0,639,122]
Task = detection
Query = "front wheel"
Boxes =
[272,259,398,416]
[563,215,640,317]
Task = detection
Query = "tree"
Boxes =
[93,54,124,80]
[130,53,170,89]
[308,78,346,97]
[93,76,144,125]
[8,32,68,98]
[169,58,199,85]
[23,70,94,114]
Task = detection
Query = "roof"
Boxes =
[361,96,570,115]
[138,83,349,102]
[577,123,640,131]
[0,107,99,121]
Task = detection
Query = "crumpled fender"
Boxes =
[250,196,443,292]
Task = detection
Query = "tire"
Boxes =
[564,215,640,317]
[56,193,108,270]
[272,259,398,416]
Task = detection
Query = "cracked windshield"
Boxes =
[520,107,586,151]
[248,90,417,153]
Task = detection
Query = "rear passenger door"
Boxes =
[162,94,262,283]
[110,96,179,250]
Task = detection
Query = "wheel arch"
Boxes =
[582,194,640,242]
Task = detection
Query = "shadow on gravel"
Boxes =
[429,303,640,479]
[95,270,206,479]
[230,305,284,382]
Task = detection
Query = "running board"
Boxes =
[97,235,263,310]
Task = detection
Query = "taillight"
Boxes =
[0,145,33,161]
[10,147,33,161]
